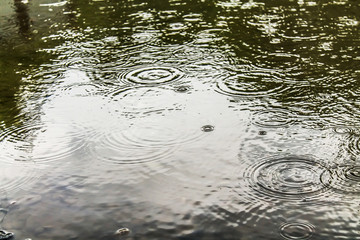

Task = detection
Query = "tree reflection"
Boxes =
[14,0,31,38]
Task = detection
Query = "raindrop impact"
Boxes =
[323,165,360,194]
[120,66,184,85]
[0,123,89,163]
[63,57,100,70]
[252,109,295,128]
[215,74,288,97]
[246,156,331,200]
[347,135,360,157]
[279,222,315,240]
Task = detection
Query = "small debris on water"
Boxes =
[114,228,130,236]
[0,230,14,240]
[258,130,267,135]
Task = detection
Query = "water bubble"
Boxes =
[120,66,184,85]
[279,222,314,239]
[201,125,214,132]
[252,109,295,128]
[246,156,331,200]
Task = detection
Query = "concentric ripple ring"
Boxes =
[279,222,315,239]
[120,66,184,85]
[216,74,288,97]
[322,165,360,194]
[252,109,295,128]
[247,157,331,200]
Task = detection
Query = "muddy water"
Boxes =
[0,0,360,239]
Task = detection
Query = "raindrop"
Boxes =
[119,66,184,85]
[246,156,331,200]
[279,222,314,239]
[201,125,214,132]
[252,109,295,128]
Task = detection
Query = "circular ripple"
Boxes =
[348,135,360,156]
[0,123,89,163]
[323,165,360,194]
[107,87,186,118]
[0,161,40,194]
[216,74,288,97]
[252,109,295,128]
[63,57,100,70]
[119,66,184,85]
[59,83,102,97]
[280,222,315,240]
[90,118,205,165]
[332,126,358,135]
[246,157,331,200]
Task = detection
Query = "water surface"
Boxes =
[0,0,360,239]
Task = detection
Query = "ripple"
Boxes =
[279,222,315,240]
[332,126,359,135]
[0,123,89,163]
[252,109,296,128]
[215,74,288,97]
[347,135,360,156]
[90,117,205,165]
[246,156,331,200]
[63,57,100,70]
[107,87,186,118]
[0,161,40,194]
[59,83,102,97]
[119,66,184,85]
[323,165,360,194]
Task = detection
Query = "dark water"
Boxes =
[0,0,360,239]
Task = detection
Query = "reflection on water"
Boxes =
[0,0,360,239]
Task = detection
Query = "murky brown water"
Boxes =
[0,0,360,239]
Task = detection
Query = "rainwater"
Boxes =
[0,0,360,239]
